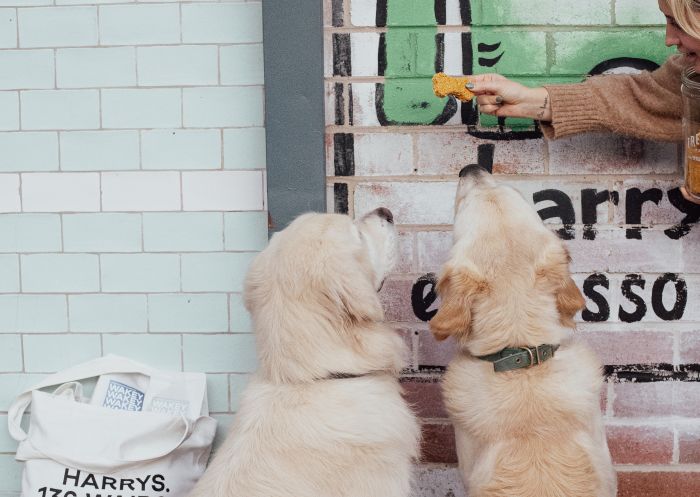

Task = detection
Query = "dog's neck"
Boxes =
[461,324,575,358]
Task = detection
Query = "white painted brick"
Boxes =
[681,227,700,273]
[102,171,181,211]
[548,133,680,175]
[138,45,218,87]
[353,133,414,176]
[0,91,18,130]
[0,174,19,212]
[223,128,266,169]
[349,83,380,126]
[183,87,264,128]
[443,32,463,75]
[56,47,136,88]
[102,89,181,129]
[350,0,376,26]
[416,231,453,273]
[21,90,100,130]
[99,4,180,45]
[142,129,221,170]
[18,7,97,48]
[22,173,100,212]
[0,50,54,90]
[415,132,546,175]
[445,0,462,25]
[0,9,16,48]
[354,182,457,225]
[350,33,379,77]
[181,3,262,44]
[60,131,140,171]
[0,132,58,172]
[220,44,264,85]
[613,179,688,226]
[182,171,264,211]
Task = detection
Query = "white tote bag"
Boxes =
[7,355,217,497]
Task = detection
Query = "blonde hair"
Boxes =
[667,0,700,39]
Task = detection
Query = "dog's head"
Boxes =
[430,166,585,349]
[244,208,399,382]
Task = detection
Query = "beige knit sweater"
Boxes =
[540,55,685,142]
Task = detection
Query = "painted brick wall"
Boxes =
[325,1,700,495]
[0,1,265,493]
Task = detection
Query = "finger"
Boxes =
[468,79,507,96]
[477,95,504,107]
[478,104,501,115]
[680,186,700,204]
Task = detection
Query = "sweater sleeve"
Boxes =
[539,55,685,142]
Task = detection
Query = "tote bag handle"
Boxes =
[7,354,202,442]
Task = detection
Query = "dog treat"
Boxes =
[433,73,475,102]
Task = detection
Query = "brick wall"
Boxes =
[0,1,265,493]
[325,0,700,495]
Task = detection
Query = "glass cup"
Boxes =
[682,66,700,201]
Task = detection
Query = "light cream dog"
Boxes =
[431,166,616,497]
[188,209,420,497]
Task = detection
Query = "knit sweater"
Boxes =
[540,55,685,142]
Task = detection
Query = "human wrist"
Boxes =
[526,87,552,121]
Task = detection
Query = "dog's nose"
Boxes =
[459,164,488,178]
[374,207,394,224]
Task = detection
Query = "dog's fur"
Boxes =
[431,167,616,497]
[188,211,420,497]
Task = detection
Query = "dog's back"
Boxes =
[190,374,420,497]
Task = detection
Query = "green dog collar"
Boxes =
[477,344,560,373]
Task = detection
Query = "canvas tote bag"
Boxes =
[7,355,217,497]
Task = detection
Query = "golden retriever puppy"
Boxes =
[431,166,616,497]
[189,209,420,497]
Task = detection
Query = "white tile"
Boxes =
[22,172,100,212]
[21,90,100,130]
[138,45,218,86]
[60,131,140,171]
[0,9,16,48]
[102,171,181,211]
[57,47,136,88]
[102,89,181,129]
[18,6,97,48]
[182,3,262,43]
[183,87,264,128]
[0,91,18,130]
[0,174,20,212]
[223,128,266,169]
[220,44,264,85]
[182,171,263,211]
[99,4,180,45]
[0,132,58,172]
[142,129,221,170]
[0,50,54,90]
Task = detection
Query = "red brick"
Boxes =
[612,382,673,418]
[420,422,457,464]
[606,425,673,464]
[579,331,674,365]
[617,472,700,497]
[416,328,457,368]
[679,427,700,463]
[379,277,420,323]
[401,376,448,419]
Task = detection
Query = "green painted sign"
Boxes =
[378,0,676,130]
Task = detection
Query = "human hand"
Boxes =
[468,74,552,121]
[681,186,700,204]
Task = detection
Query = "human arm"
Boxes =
[468,56,685,142]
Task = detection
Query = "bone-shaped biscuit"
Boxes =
[432,72,474,102]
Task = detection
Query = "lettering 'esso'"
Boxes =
[411,273,687,324]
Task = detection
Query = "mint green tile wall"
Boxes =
[0,2,266,494]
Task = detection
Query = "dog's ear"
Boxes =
[536,245,585,327]
[430,264,485,341]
